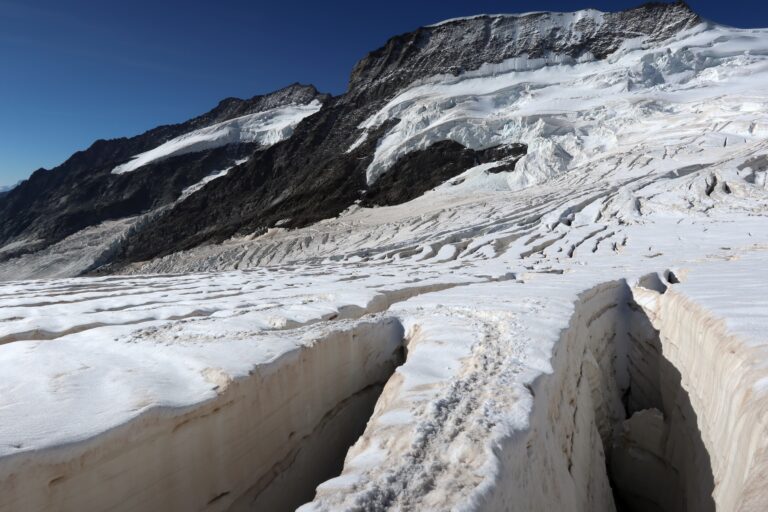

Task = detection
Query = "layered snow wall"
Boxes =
[1,258,767,511]
[474,278,718,512]
[306,270,768,512]
[0,318,404,512]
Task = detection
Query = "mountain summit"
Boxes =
[350,1,701,99]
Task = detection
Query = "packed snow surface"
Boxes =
[112,100,322,174]
[2,15,768,512]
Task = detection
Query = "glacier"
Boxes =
[1,5,768,512]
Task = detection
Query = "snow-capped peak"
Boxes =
[358,13,764,186]
[348,2,701,101]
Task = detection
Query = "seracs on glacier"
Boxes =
[361,22,768,187]
[2,7,768,512]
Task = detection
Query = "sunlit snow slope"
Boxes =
[112,100,322,174]
[2,6,768,512]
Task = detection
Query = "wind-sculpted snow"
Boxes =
[112,101,322,174]
[2,7,768,512]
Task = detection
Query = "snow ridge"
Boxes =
[112,100,322,174]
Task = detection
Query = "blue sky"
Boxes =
[1,0,766,187]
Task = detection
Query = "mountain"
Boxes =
[0,84,325,263]
[0,183,18,198]
[107,1,699,266]
[2,2,768,512]
[0,1,704,277]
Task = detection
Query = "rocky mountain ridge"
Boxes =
[0,84,325,261]
[0,1,706,274]
[348,1,701,100]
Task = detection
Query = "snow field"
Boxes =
[111,101,322,174]
[307,259,768,511]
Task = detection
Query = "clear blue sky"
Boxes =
[1,0,765,187]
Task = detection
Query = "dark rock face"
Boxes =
[0,84,326,261]
[363,142,527,207]
[347,1,701,101]
[0,143,261,261]
[109,109,394,263]
[1,2,704,271]
[113,131,526,264]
